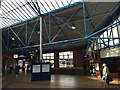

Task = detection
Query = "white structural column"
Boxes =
[39,16,42,63]
[0,29,2,89]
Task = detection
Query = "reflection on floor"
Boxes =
[2,72,120,89]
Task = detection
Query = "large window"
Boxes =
[96,17,120,50]
[43,53,54,68]
[59,51,73,68]
[88,16,120,51]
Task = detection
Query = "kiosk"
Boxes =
[31,63,51,81]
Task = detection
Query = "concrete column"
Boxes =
[39,16,42,63]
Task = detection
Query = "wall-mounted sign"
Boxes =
[18,54,26,58]
[13,54,18,58]
[42,64,50,72]
[33,65,41,73]
[23,59,29,61]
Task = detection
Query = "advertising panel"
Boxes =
[33,65,41,73]
[42,64,50,72]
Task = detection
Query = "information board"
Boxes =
[42,64,50,72]
[33,65,41,73]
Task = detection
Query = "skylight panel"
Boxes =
[5,1,13,10]
[25,4,37,16]
[40,0,51,12]
[12,9,24,20]
[22,6,32,18]
[38,0,48,13]
[44,0,52,11]
[14,0,29,16]
[19,7,30,19]
[10,0,18,8]
[4,13,15,23]
[16,0,25,7]
[1,6,7,14]
[45,0,54,11]
[0,18,7,26]
[10,0,29,20]
[55,0,61,8]
[1,0,83,29]
[1,18,10,26]
[51,0,59,9]
[8,10,21,21]
[56,0,64,8]
[1,16,11,24]
[19,1,34,17]
[2,2,11,12]
[61,0,68,6]
[48,0,56,9]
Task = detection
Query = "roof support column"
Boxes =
[39,15,42,63]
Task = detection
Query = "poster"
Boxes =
[42,64,50,72]
[33,65,41,73]
[95,63,99,71]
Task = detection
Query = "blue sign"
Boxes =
[18,54,26,58]
[84,55,89,58]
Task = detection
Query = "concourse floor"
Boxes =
[2,72,120,89]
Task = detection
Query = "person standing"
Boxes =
[102,63,110,85]
[9,64,13,74]
[15,65,19,79]
[83,63,87,75]
[90,63,93,75]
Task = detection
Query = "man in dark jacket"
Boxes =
[15,65,19,79]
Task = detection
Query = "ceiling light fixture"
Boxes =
[72,24,75,29]
[12,37,15,40]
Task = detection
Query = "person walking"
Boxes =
[83,63,87,75]
[102,63,110,85]
[90,63,93,75]
[15,65,19,79]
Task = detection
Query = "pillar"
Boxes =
[39,16,42,63]
[53,51,59,74]
[73,47,85,75]
[54,51,59,68]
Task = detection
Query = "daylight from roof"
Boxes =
[0,0,82,29]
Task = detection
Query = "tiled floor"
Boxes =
[2,72,120,89]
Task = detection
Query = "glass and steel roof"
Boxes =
[0,0,82,29]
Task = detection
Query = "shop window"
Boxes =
[43,53,54,68]
[59,51,73,68]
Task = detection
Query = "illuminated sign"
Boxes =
[13,54,18,58]
[18,54,26,58]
